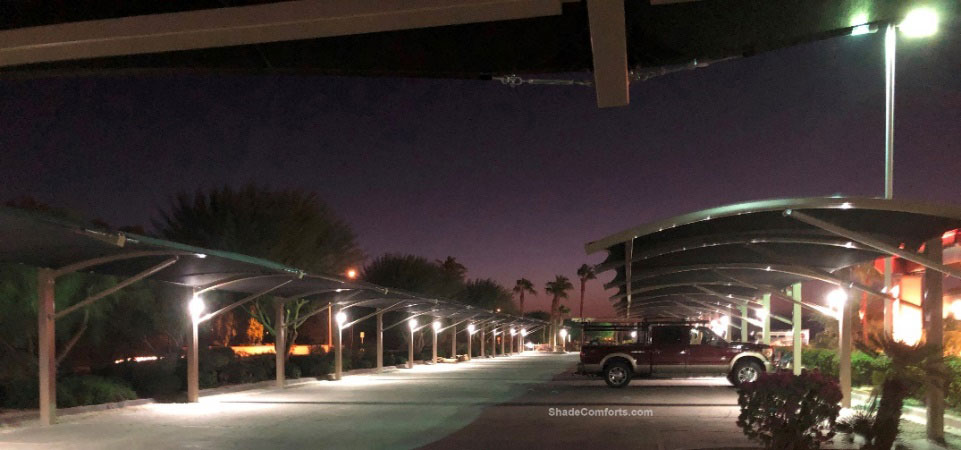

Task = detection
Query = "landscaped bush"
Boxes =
[736,370,842,449]
[946,357,961,410]
[0,375,136,409]
[57,376,137,408]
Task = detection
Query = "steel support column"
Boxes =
[790,283,802,376]
[450,324,457,358]
[274,299,285,388]
[923,236,945,442]
[761,294,771,345]
[186,305,199,402]
[334,304,343,380]
[480,328,486,357]
[739,304,748,342]
[432,323,438,363]
[37,268,56,425]
[839,289,853,408]
[376,309,384,373]
[407,327,414,369]
[466,330,472,360]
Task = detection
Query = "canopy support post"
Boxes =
[466,329,472,360]
[376,309,384,372]
[839,288,853,408]
[333,303,343,380]
[761,294,771,345]
[273,298,285,388]
[407,326,415,369]
[186,293,199,403]
[37,268,56,425]
[480,327,486,357]
[923,236,945,442]
[739,304,748,342]
[790,283,802,376]
[883,257,894,336]
[451,324,457,359]
[432,321,438,363]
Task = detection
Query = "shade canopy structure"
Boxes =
[584,197,961,318]
[1,205,543,426]
[1,0,958,107]
[0,205,541,326]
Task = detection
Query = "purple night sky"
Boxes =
[1,31,959,317]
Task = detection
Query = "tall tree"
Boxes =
[576,264,596,319]
[459,279,514,313]
[544,275,573,350]
[154,184,364,355]
[512,278,536,315]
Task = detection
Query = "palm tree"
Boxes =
[545,275,573,350]
[512,278,536,315]
[576,264,596,319]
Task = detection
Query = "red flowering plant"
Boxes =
[736,370,843,450]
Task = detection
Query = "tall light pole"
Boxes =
[851,8,939,336]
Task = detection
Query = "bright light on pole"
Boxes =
[827,289,848,318]
[335,311,347,328]
[509,328,516,336]
[188,295,205,322]
[630,330,637,339]
[408,318,418,331]
[345,268,358,279]
[900,7,939,37]
[755,308,767,319]
[468,323,476,334]
[559,329,568,340]
[432,320,442,332]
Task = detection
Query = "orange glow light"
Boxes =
[346,268,358,279]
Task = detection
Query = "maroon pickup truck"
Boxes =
[577,322,775,388]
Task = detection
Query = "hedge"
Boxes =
[798,347,961,410]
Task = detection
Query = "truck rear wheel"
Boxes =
[603,360,632,388]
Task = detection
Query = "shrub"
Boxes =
[737,370,842,450]
[946,357,961,410]
[57,376,137,408]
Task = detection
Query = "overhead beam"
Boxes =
[586,0,629,107]
[55,257,179,319]
[198,279,293,323]
[785,209,961,280]
[0,0,565,68]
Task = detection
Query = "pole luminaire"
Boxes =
[850,8,939,336]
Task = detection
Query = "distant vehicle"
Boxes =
[576,321,775,388]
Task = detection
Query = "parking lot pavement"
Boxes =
[0,353,574,450]
[422,365,756,450]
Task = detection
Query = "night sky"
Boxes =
[1,31,959,317]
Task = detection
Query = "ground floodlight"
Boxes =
[900,7,938,37]
[408,318,418,330]
[335,311,348,327]
[432,320,442,331]
[468,323,476,334]
[188,295,205,321]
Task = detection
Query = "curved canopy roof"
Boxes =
[1,0,957,109]
[584,197,961,318]
[0,206,541,328]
